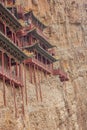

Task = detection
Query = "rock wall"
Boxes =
[0,0,87,130]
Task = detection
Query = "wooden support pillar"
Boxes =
[40,55,44,81]
[44,58,47,79]
[49,60,52,76]
[19,63,25,115]
[29,64,33,83]
[4,22,6,35]
[2,51,4,74]
[11,31,14,42]
[49,60,51,70]
[3,76,6,106]
[30,34,32,45]
[9,56,12,85]
[16,62,18,78]
[45,58,47,68]
[21,86,25,116]
[39,83,42,102]
[2,51,6,106]
[41,55,42,63]
[13,33,15,43]
[37,66,42,102]
[19,64,23,85]
[9,56,11,75]
[33,64,38,101]
[41,68,43,83]
[24,62,27,105]
[45,60,47,79]
[14,33,16,44]
[13,82,17,117]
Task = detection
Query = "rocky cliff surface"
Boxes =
[0,0,87,130]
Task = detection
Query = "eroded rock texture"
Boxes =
[0,0,87,130]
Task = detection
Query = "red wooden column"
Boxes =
[21,86,25,116]
[37,66,42,102]
[17,62,22,82]
[19,63,22,84]
[36,51,42,101]
[11,31,14,42]
[52,63,53,75]
[24,61,27,105]
[40,68,43,83]
[29,64,33,83]
[9,56,11,75]
[49,60,52,76]
[45,58,47,79]
[16,63,18,79]
[2,51,4,74]
[13,33,16,45]
[40,55,44,80]
[30,34,32,45]
[4,22,7,35]
[33,64,38,101]
[13,82,17,117]
[20,64,25,115]
[2,51,6,106]
[13,33,15,43]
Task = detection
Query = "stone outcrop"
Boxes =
[0,0,87,130]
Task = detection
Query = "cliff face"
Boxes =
[0,0,87,130]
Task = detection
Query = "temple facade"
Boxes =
[0,0,68,117]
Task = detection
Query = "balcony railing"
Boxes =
[0,28,22,48]
[25,58,53,74]
[0,66,23,86]
[53,68,69,82]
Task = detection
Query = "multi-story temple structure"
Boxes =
[0,2,29,117]
[0,0,68,117]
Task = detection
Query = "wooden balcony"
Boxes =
[25,58,53,74]
[0,66,23,87]
[53,69,69,82]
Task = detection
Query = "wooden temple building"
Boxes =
[0,2,29,117]
[0,0,69,117]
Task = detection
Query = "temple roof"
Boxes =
[27,28,54,48]
[23,43,57,62]
[0,31,28,62]
[0,3,22,31]
[24,11,47,29]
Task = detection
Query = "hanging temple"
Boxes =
[0,0,69,117]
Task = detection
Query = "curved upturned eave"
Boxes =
[0,31,28,62]
[0,3,22,31]
[27,28,54,48]
[24,11,47,29]
[23,43,58,62]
